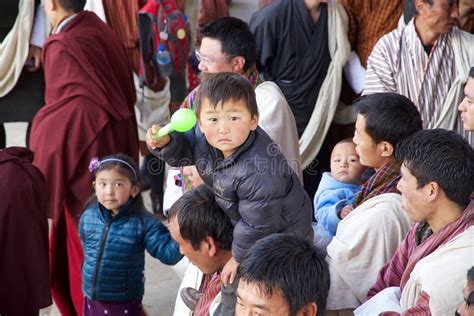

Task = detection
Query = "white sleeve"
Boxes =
[343,51,366,95]
[84,0,107,23]
[354,287,403,316]
[30,4,48,47]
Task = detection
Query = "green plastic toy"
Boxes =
[154,108,196,139]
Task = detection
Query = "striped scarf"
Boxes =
[369,201,474,301]
[353,161,401,208]
[400,201,474,289]
[194,272,222,316]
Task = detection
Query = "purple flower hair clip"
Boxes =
[88,157,101,173]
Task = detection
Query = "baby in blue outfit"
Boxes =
[313,138,366,249]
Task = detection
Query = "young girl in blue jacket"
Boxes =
[79,153,182,316]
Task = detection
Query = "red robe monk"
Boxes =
[30,8,139,316]
[0,147,51,316]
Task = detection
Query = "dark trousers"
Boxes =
[0,124,5,148]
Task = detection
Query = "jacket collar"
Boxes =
[212,128,258,171]
[97,199,135,222]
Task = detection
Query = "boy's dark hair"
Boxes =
[468,267,474,284]
[168,185,233,251]
[469,67,474,78]
[199,17,256,72]
[355,92,422,150]
[59,0,86,13]
[195,72,258,119]
[84,153,145,214]
[395,129,474,207]
[238,234,330,316]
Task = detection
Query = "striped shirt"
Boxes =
[194,272,222,316]
[364,20,474,146]
[102,0,144,74]
[339,0,403,67]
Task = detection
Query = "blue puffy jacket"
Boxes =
[313,172,361,236]
[79,201,182,301]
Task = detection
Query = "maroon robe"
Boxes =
[30,11,139,316]
[0,147,51,316]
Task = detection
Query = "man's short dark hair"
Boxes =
[355,92,423,150]
[238,234,330,316]
[195,72,258,119]
[395,129,474,206]
[467,267,474,306]
[58,0,86,13]
[467,267,474,284]
[199,17,256,72]
[168,184,233,251]
[469,67,474,78]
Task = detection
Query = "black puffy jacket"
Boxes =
[153,127,313,261]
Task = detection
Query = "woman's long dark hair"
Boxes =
[82,153,145,215]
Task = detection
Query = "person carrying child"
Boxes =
[146,72,313,314]
[79,154,183,316]
[313,138,367,249]
[326,92,422,312]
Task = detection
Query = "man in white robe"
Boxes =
[326,93,422,314]
[355,129,474,315]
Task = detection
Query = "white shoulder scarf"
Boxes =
[299,3,351,169]
[0,0,34,97]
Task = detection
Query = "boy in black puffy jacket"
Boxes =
[146,72,313,299]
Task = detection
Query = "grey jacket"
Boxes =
[152,127,313,261]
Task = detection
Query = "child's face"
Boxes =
[353,114,387,170]
[330,142,366,184]
[94,167,139,214]
[198,97,258,158]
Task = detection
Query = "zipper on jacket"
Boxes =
[91,222,111,299]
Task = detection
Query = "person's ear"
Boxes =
[251,112,259,130]
[296,302,317,316]
[197,120,206,136]
[379,141,394,158]
[130,184,141,198]
[92,181,96,190]
[48,0,58,11]
[415,0,428,15]
[204,236,218,257]
[232,56,246,73]
[426,181,440,203]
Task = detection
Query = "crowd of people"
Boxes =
[1,0,473,316]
